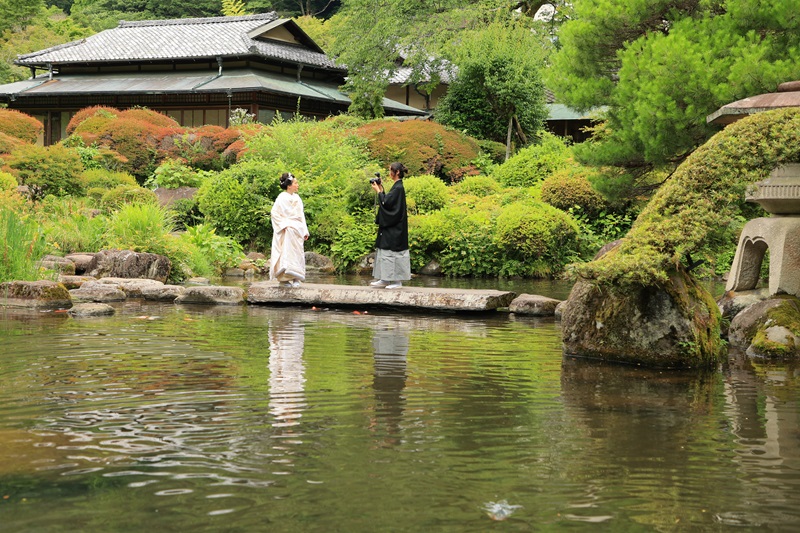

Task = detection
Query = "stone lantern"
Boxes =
[726,164,800,296]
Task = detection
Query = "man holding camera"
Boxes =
[370,162,411,289]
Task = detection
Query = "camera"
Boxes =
[369,172,381,185]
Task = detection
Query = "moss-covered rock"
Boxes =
[562,261,724,368]
[0,281,72,309]
[729,296,800,359]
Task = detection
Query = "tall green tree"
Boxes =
[0,0,44,33]
[547,0,800,168]
[330,0,546,119]
[0,6,92,83]
[435,20,548,157]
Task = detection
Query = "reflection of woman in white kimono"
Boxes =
[269,319,306,428]
[270,173,309,287]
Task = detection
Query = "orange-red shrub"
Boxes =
[0,109,43,144]
[66,106,120,135]
[119,108,180,129]
[356,119,480,182]
[0,131,25,154]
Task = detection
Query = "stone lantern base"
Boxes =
[726,216,800,296]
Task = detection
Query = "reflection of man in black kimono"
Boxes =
[371,326,409,447]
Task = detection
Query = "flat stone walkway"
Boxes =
[246,282,517,312]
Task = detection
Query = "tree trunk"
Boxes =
[513,115,528,145]
[505,115,513,161]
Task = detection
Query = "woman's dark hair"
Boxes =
[279,172,294,190]
[390,162,408,179]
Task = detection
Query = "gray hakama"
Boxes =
[372,248,411,282]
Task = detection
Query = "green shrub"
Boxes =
[492,132,571,187]
[144,159,205,189]
[80,168,138,190]
[329,209,376,272]
[540,168,606,216]
[494,201,580,276]
[181,223,244,274]
[408,207,503,275]
[169,197,204,231]
[404,174,449,215]
[242,117,373,248]
[6,144,84,200]
[35,196,107,254]
[477,139,507,163]
[0,171,18,191]
[0,208,48,282]
[196,168,270,248]
[452,175,500,197]
[100,185,158,211]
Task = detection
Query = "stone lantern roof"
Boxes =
[706,81,800,125]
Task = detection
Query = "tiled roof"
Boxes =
[16,13,342,70]
[0,68,427,116]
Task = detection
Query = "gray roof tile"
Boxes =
[16,13,341,70]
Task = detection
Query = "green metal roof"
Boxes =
[546,103,606,121]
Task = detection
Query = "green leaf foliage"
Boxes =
[6,144,84,200]
[196,161,273,249]
[492,132,571,187]
[548,0,800,167]
[436,19,548,148]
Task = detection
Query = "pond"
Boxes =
[1,278,799,531]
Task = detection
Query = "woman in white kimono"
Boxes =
[270,172,309,287]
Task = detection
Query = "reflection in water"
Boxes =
[268,318,307,428]
[370,323,409,448]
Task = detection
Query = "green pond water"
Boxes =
[1,278,799,532]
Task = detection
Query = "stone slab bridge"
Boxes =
[246,282,516,312]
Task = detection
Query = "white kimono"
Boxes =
[270,191,309,281]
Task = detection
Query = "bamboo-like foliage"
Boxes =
[0,208,47,282]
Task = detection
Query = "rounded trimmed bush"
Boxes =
[541,168,606,216]
[356,119,480,182]
[67,106,119,135]
[80,168,138,190]
[404,174,449,214]
[0,109,44,143]
[494,201,579,269]
[453,175,501,197]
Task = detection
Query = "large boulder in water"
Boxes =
[0,280,72,309]
[87,249,170,282]
[561,266,724,368]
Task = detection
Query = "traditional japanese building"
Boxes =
[0,13,426,145]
